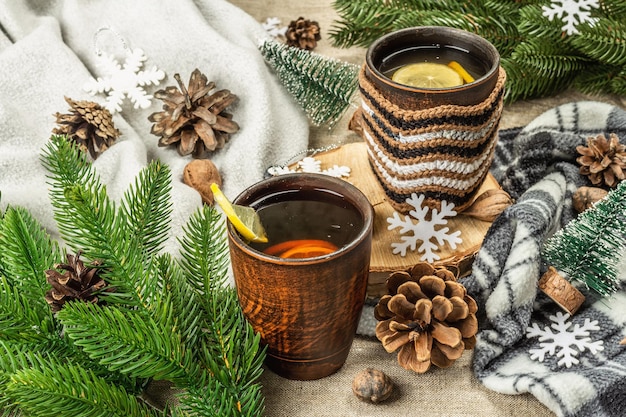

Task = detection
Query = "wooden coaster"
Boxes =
[299,142,502,297]
[537,266,586,315]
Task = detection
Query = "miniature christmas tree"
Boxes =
[329,0,626,102]
[0,135,265,416]
[542,179,626,297]
[259,39,360,126]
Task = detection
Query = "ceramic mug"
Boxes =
[227,173,374,380]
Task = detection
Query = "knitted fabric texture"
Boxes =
[358,65,506,213]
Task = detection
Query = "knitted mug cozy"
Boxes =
[357,65,507,214]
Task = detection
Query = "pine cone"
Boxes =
[44,252,106,313]
[148,69,239,158]
[576,133,626,188]
[285,17,321,50]
[374,263,478,373]
[53,97,120,159]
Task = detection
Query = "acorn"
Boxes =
[351,368,394,404]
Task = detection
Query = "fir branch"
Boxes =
[177,207,265,416]
[260,39,360,126]
[57,302,203,386]
[178,205,229,295]
[0,277,55,343]
[0,205,62,303]
[573,18,626,66]
[119,160,173,259]
[5,353,159,417]
[542,180,626,297]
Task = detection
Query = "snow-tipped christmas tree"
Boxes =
[259,39,360,127]
[542,180,626,297]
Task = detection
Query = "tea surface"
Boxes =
[248,190,363,257]
[380,45,487,84]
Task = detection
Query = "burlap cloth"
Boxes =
[219,2,626,416]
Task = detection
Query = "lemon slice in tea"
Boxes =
[447,60,475,84]
[391,62,463,88]
[210,183,268,243]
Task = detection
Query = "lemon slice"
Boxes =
[447,61,475,84]
[391,62,463,88]
[210,183,268,243]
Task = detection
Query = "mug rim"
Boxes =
[365,25,500,95]
[227,173,374,265]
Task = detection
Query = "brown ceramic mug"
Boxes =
[227,173,374,380]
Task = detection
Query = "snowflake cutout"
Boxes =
[386,194,462,262]
[542,0,600,35]
[527,311,604,368]
[267,156,351,179]
[84,48,165,114]
[262,17,287,38]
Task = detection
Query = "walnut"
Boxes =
[352,368,394,404]
[572,186,608,213]
[183,159,222,205]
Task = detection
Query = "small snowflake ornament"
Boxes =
[527,312,604,368]
[84,47,165,114]
[386,194,462,263]
[542,0,600,35]
[262,17,287,38]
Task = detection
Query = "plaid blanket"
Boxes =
[359,101,626,417]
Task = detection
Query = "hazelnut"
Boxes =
[351,368,394,404]
[183,159,222,205]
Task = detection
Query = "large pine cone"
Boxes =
[285,17,321,50]
[374,263,478,373]
[53,97,120,159]
[148,69,239,158]
[45,252,107,313]
[576,133,626,188]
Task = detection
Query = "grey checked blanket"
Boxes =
[463,101,626,417]
[358,101,626,417]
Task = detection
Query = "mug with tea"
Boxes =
[355,26,506,214]
[226,173,374,380]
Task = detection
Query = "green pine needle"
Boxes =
[542,180,626,297]
[260,39,360,127]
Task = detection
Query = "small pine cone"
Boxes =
[148,69,239,158]
[374,262,478,374]
[285,17,321,50]
[53,97,120,159]
[45,251,107,313]
[576,133,626,188]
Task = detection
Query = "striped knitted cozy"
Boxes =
[358,65,507,213]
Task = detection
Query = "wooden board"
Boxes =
[304,142,499,297]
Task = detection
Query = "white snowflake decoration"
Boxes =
[542,0,600,35]
[84,48,165,114]
[386,194,462,262]
[526,312,604,368]
[267,156,351,179]
[262,17,287,38]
